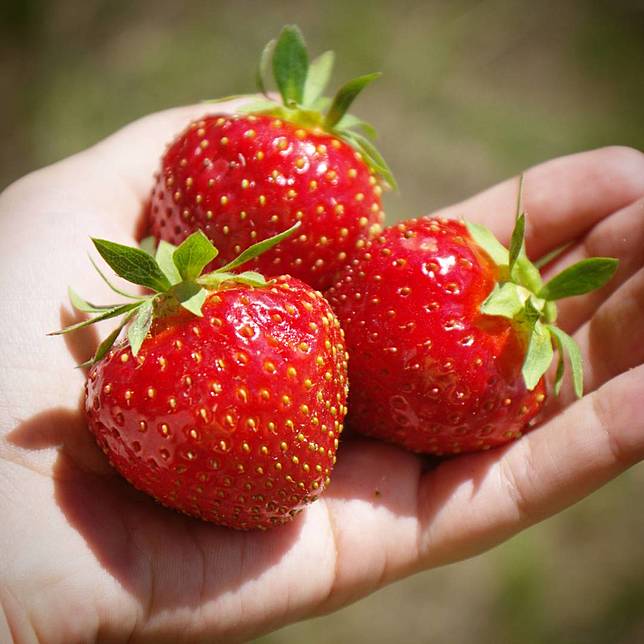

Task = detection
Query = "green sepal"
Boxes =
[272,25,309,106]
[342,130,397,190]
[521,319,554,391]
[337,113,378,140]
[77,315,131,368]
[245,25,391,186]
[68,287,116,313]
[511,255,543,294]
[213,222,301,273]
[325,72,381,130]
[155,240,182,285]
[92,238,171,293]
[171,282,210,317]
[199,270,269,289]
[237,99,281,115]
[548,325,584,397]
[464,221,509,266]
[549,330,566,396]
[508,212,525,275]
[172,230,218,281]
[469,179,617,397]
[139,236,157,257]
[303,50,335,106]
[202,94,247,105]
[89,256,142,300]
[49,301,142,336]
[127,299,154,356]
[257,38,276,97]
[534,241,572,269]
[538,257,618,301]
[480,282,524,319]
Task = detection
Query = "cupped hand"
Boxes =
[0,101,643,643]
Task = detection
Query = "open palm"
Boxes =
[1,101,643,643]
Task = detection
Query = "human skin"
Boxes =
[0,99,643,643]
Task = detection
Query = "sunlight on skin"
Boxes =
[1,100,643,642]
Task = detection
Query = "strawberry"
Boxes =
[148,25,394,291]
[326,188,617,455]
[53,225,349,530]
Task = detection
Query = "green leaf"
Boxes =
[324,72,381,129]
[237,99,280,114]
[201,270,269,289]
[272,25,309,106]
[521,319,554,391]
[480,283,524,319]
[78,319,126,367]
[172,281,209,317]
[538,257,618,301]
[312,96,332,112]
[89,256,143,300]
[511,255,544,294]
[337,113,378,140]
[508,212,525,275]
[155,240,182,285]
[303,50,335,106]
[257,38,276,97]
[549,330,566,396]
[68,287,116,313]
[214,222,301,273]
[548,325,584,397]
[49,302,142,336]
[172,230,218,281]
[534,241,572,269]
[92,239,171,293]
[139,236,157,256]
[202,94,247,104]
[464,221,509,266]
[127,299,154,356]
[234,271,269,287]
[343,130,397,190]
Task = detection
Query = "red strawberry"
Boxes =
[327,199,617,455]
[54,226,348,529]
[148,25,393,291]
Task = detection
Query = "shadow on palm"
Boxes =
[5,303,517,615]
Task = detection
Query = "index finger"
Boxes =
[433,146,644,259]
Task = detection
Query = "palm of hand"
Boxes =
[1,102,643,642]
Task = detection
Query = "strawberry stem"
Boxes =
[51,224,301,365]
[465,178,618,397]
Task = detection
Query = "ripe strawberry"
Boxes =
[148,25,393,291]
[54,226,348,529]
[327,196,617,455]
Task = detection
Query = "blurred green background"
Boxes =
[2,1,643,642]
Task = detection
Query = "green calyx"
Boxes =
[238,24,396,190]
[465,176,618,398]
[50,223,301,366]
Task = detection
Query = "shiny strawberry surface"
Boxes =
[86,277,348,530]
[149,113,385,290]
[327,217,546,455]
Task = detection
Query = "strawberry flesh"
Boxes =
[327,218,546,455]
[149,114,385,290]
[86,277,348,529]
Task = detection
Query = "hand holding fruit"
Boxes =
[1,26,644,642]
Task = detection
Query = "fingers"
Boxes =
[554,267,644,406]
[0,99,251,226]
[92,99,252,204]
[434,146,644,258]
[416,364,644,567]
[543,196,644,333]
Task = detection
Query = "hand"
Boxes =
[0,101,642,643]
